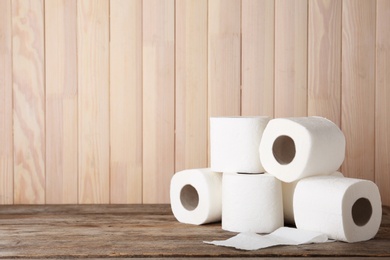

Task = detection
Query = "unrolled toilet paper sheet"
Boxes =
[204,227,330,251]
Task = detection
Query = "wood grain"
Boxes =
[1,0,390,206]
[12,0,45,204]
[77,0,110,203]
[0,0,13,205]
[341,0,376,181]
[275,0,308,117]
[110,0,142,203]
[208,0,241,117]
[308,0,342,126]
[45,0,78,204]
[0,204,389,258]
[143,0,175,203]
[175,0,208,172]
[241,0,274,117]
[375,0,390,206]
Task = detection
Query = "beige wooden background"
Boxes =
[0,0,389,206]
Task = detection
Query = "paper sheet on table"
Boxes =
[204,227,329,251]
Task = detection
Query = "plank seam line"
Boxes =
[43,0,47,205]
[373,0,377,182]
[340,0,343,137]
[108,0,111,204]
[306,0,309,117]
[273,0,276,118]
[140,0,144,204]
[173,0,177,174]
[10,0,15,205]
[239,0,242,116]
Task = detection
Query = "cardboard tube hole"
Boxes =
[352,197,372,227]
[272,135,296,165]
[180,185,199,211]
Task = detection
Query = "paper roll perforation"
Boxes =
[260,116,345,183]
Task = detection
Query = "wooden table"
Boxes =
[0,204,389,259]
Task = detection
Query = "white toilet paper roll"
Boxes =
[283,171,344,225]
[222,172,283,233]
[260,116,345,183]
[210,116,270,173]
[294,176,382,242]
[170,168,222,225]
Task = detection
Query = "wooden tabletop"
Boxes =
[0,204,389,259]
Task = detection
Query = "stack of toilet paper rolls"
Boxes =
[170,116,382,243]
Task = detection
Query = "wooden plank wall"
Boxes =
[0,0,13,204]
[0,0,389,206]
[275,0,308,118]
[12,0,46,204]
[142,0,175,203]
[110,0,142,204]
[45,0,78,204]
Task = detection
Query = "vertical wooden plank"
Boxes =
[45,0,78,204]
[110,0,142,203]
[308,0,342,126]
[341,0,375,181]
[376,0,390,206]
[0,0,13,204]
[274,0,308,117]
[175,0,208,172]
[143,0,175,203]
[208,0,241,117]
[77,0,109,203]
[241,0,274,117]
[12,0,45,204]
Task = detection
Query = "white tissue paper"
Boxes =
[283,172,344,225]
[210,116,270,173]
[260,116,345,183]
[204,227,329,250]
[222,172,283,233]
[294,175,382,242]
[170,168,222,225]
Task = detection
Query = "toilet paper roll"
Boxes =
[210,116,270,173]
[283,171,344,225]
[294,176,382,242]
[260,116,345,182]
[222,172,283,233]
[170,168,222,225]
